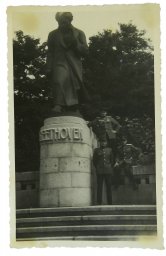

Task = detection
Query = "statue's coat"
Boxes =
[47,26,88,106]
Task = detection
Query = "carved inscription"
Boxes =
[40,127,83,143]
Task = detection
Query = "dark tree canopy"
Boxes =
[13,23,155,172]
[13,31,51,172]
[13,30,50,100]
[83,23,154,118]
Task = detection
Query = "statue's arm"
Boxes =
[46,33,54,73]
[75,30,88,56]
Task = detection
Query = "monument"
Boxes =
[39,12,93,207]
[46,12,89,114]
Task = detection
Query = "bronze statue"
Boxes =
[46,12,88,113]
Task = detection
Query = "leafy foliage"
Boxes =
[83,23,154,118]
[13,30,50,100]
[13,31,51,172]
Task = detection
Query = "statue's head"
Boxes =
[55,12,73,30]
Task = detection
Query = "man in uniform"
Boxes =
[90,110,121,162]
[93,141,114,205]
[113,136,141,189]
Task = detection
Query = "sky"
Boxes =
[8,4,160,45]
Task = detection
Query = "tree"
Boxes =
[13,30,50,100]
[13,31,50,172]
[83,22,154,118]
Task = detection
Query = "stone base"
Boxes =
[39,116,93,207]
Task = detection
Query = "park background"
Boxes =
[9,5,159,173]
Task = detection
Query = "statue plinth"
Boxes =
[39,116,93,207]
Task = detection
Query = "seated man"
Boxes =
[93,141,114,205]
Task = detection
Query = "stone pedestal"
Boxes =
[39,116,93,207]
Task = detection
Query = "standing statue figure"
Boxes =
[46,12,89,113]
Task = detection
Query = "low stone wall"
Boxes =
[16,164,156,208]
[16,172,39,209]
[99,164,156,205]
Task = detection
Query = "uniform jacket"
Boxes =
[93,147,114,174]
[91,116,121,140]
[117,143,141,165]
[46,26,88,106]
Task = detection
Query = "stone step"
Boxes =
[17,235,157,241]
[16,224,157,239]
[17,215,157,228]
[16,205,156,218]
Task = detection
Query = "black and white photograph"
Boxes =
[7,3,163,248]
